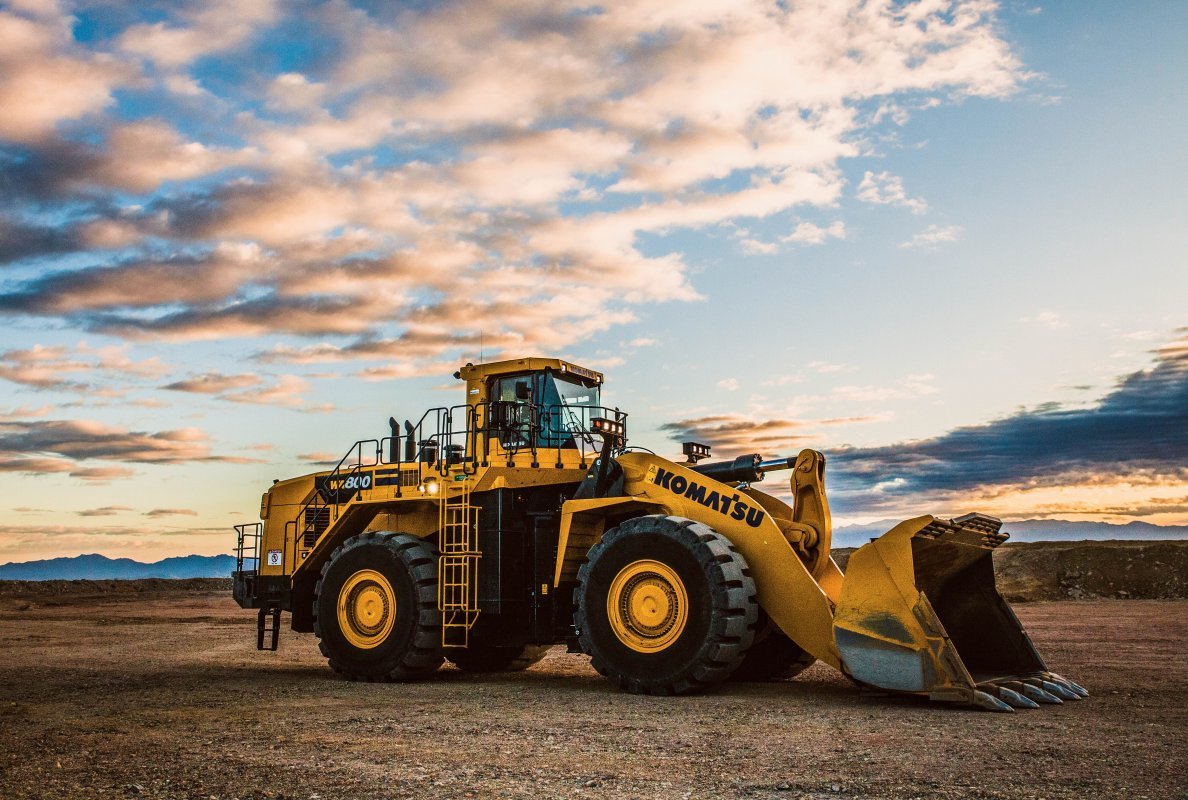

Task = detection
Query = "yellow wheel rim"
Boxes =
[607,559,689,653]
[337,569,396,649]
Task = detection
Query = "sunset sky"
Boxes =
[1,0,1184,562]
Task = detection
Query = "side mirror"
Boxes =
[515,381,531,401]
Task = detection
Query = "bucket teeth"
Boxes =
[1015,681,1062,704]
[1022,677,1065,701]
[995,687,1039,709]
[973,690,1014,713]
[1040,679,1080,701]
[1016,675,1064,703]
[981,681,1045,709]
[1048,673,1090,697]
[981,676,1089,708]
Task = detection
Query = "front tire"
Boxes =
[575,516,758,695]
[313,532,443,681]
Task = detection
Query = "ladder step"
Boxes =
[437,478,478,647]
[257,605,281,651]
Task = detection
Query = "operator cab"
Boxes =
[455,358,606,449]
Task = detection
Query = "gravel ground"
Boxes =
[0,588,1184,799]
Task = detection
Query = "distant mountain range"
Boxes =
[833,519,1188,548]
[0,553,239,581]
[1,519,1186,579]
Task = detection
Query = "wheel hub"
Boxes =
[607,559,688,652]
[337,569,396,649]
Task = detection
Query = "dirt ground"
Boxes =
[0,588,1183,800]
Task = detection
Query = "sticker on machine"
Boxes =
[266,549,282,567]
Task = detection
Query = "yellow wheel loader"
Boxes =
[233,357,1086,711]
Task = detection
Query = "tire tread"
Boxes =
[575,514,758,695]
[312,532,444,681]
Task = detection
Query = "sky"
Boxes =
[0,0,1184,563]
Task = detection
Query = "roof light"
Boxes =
[590,417,625,438]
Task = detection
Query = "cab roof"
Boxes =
[455,357,603,384]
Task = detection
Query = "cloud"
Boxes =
[0,0,1027,367]
[76,506,133,517]
[1022,309,1069,329]
[660,414,813,455]
[88,121,257,194]
[0,122,257,208]
[144,508,198,518]
[0,243,268,315]
[80,344,170,379]
[808,361,848,374]
[117,0,278,69]
[660,410,889,459]
[0,455,78,475]
[0,454,134,482]
[784,221,846,245]
[222,375,308,407]
[761,375,803,387]
[739,237,779,255]
[69,465,136,482]
[163,373,263,394]
[731,216,845,254]
[0,344,170,392]
[717,378,741,391]
[452,128,634,206]
[0,345,89,390]
[0,217,84,265]
[900,224,962,249]
[826,334,1188,516]
[0,419,245,469]
[163,371,310,408]
[0,4,134,142]
[296,451,340,466]
[266,72,329,112]
[653,335,1188,522]
[857,171,928,214]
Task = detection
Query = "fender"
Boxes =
[615,451,844,670]
[553,496,664,586]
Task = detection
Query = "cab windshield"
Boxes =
[539,373,600,447]
[546,374,599,410]
[490,370,601,448]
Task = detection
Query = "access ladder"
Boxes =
[437,474,480,647]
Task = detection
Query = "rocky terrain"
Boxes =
[0,540,1184,798]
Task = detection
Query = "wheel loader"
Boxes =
[232,357,1086,711]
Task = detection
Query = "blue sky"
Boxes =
[0,0,1184,561]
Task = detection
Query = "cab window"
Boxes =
[488,371,600,448]
[539,372,600,447]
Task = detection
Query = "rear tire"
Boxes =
[313,532,443,681]
[575,515,758,695]
[730,611,816,681]
[447,644,551,673]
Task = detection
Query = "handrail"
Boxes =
[281,400,630,566]
[234,522,262,573]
